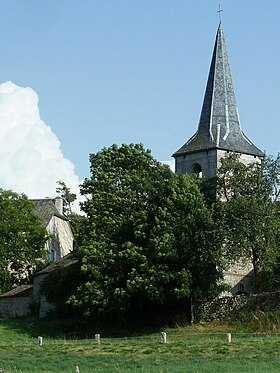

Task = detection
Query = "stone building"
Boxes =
[0,285,33,317]
[0,197,74,317]
[32,251,79,318]
[172,22,264,294]
[0,252,78,318]
[31,197,74,262]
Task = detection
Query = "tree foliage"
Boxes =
[69,213,87,244]
[215,153,280,289]
[56,180,77,216]
[0,189,48,293]
[68,144,223,318]
[259,154,280,289]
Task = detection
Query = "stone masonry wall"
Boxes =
[199,292,280,322]
[0,297,32,317]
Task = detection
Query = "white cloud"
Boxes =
[0,81,81,211]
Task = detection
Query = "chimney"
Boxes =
[55,197,64,215]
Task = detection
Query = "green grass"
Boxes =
[1,318,280,372]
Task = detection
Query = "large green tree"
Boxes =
[68,144,223,319]
[215,153,280,289]
[0,189,48,293]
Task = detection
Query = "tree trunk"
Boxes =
[190,297,194,324]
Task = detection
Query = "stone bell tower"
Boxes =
[172,22,264,177]
[172,22,264,295]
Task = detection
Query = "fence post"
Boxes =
[95,334,101,344]
[38,336,43,346]
[161,332,167,343]
[227,333,232,343]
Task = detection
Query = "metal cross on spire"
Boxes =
[217,4,223,22]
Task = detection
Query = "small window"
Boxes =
[237,283,244,293]
[50,249,56,262]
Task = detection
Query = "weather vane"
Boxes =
[217,4,223,22]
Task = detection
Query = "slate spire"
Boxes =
[173,22,263,157]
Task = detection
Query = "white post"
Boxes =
[95,334,101,344]
[161,332,167,343]
[227,333,232,343]
[38,336,43,346]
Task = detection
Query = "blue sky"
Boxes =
[0,0,279,182]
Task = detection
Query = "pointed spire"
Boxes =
[173,23,263,157]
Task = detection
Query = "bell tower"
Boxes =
[172,22,264,177]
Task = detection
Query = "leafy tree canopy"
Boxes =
[0,189,49,293]
[56,180,77,216]
[215,153,280,289]
[68,144,223,319]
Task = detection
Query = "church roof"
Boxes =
[173,22,264,158]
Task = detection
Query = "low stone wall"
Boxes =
[199,291,280,321]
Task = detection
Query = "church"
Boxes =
[172,21,264,294]
[173,21,263,178]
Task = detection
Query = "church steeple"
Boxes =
[173,23,263,163]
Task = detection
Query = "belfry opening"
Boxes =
[191,163,202,177]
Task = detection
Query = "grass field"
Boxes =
[1,318,280,372]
